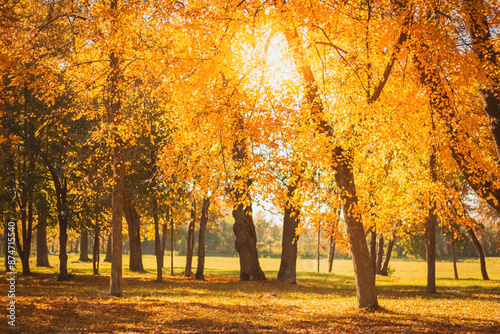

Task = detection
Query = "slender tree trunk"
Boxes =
[36,193,50,267]
[15,190,33,276]
[196,196,210,281]
[185,200,196,277]
[170,207,174,276]
[110,142,125,296]
[369,228,377,274]
[73,238,79,253]
[93,222,100,275]
[467,227,489,280]
[161,223,167,269]
[4,219,8,271]
[425,145,438,293]
[380,236,396,276]
[123,198,144,272]
[328,235,335,273]
[80,230,91,262]
[376,236,384,275]
[278,184,300,283]
[104,232,112,262]
[152,189,162,281]
[58,214,69,278]
[451,239,459,280]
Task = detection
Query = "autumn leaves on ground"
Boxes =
[0,254,499,333]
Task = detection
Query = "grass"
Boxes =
[1,254,499,333]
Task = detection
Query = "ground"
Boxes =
[0,255,499,333]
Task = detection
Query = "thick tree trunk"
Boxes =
[278,184,300,283]
[36,193,50,267]
[79,230,91,262]
[123,198,144,272]
[93,223,100,275]
[104,232,112,262]
[196,196,210,281]
[185,200,196,277]
[451,239,459,280]
[467,226,489,280]
[333,148,378,308]
[380,236,396,276]
[231,137,266,282]
[376,236,384,275]
[328,235,335,273]
[369,228,377,274]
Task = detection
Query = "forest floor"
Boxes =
[0,255,499,333]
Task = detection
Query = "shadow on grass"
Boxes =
[2,272,499,333]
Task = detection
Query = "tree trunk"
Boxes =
[467,226,489,280]
[333,148,378,308]
[14,189,33,276]
[152,190,162,282]
[185,200,196,277]
[196,196,210,281]
[451,239,459,280]
[3,220,8,271]
[231,137,266,282]
[58,214,69,279]
[278,184,300,283]
[36,193,50,267]
[369,228,377,274]
[110,142,125,296]
[380,236,396,276]
[73,238,79,253]
[161,223,167,269]
[170,206,174,276]
[104,232,112,262]
[123,198,144,272]
[80,230,91,262]
[280,16,378,307]
[328,235,335,273]
[93,222,100,275]
[466,0,500,160]
[376,236,384,275]
[425,144,438,293]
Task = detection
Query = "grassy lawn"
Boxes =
[1,254,499,333]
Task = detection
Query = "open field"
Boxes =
[1,254,499,333]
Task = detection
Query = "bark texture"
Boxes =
[195,197,210,281]
[123,198,144,272]
[36,193,50,267]
[380,236,396,276]
[376,236,384,275]
[93,223,100,275]
[185,200,196,277]
[278,184,300,284]
[79,230,91,262]
[467,226,489,280]
[231,136,265,282]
